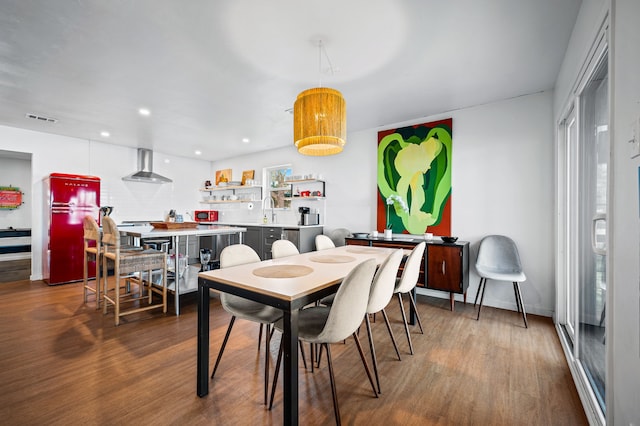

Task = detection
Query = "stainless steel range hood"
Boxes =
[122,149,172,184]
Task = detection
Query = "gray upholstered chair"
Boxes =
[393,241,426,355]
[328,228,352,247]
[271,239,299,258]
[269,259,379,424]
[474,235,528,328]
[364,249,404,393]
[211,244,283,405]
[315,234,335,251]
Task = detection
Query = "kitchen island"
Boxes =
[120,224,246,315]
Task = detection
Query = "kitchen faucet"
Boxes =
[262,196,277,224]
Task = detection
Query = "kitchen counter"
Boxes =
[202,221,323,229]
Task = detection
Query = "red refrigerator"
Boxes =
[43,173,100,285]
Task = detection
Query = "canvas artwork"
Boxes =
[241,170,255,185]
[377,118,452,236]
[215,169,232,185]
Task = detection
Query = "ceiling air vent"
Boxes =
[25,113,58,124]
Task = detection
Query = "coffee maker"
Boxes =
[299,206,319,226]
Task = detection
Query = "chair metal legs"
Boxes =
[268,339,310,410]
[365,308,402,394]
[406,292,424,334]
[474,277,486,307]
[476,278,528,328]
[269,333,379,420]
[212,317,274,405]
[396,292,424,355]
[513,282,528,328]
[476,278,488,321]
[211,316,236,379]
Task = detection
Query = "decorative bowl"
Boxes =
[441,236,458,244]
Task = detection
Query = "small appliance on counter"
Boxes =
[194,210,218,223]
[299,206,319,226]
[199,248,219,271]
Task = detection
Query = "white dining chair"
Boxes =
[364,249,404,393]
[315,234,335,250]
[270,239,309,370]
[271,239,299,258]
[269,259,379,425]
[393,241,426,355]
[212,244,283,405]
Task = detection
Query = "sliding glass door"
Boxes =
[558,48,609,418]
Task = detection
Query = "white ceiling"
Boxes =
[0,0,581,161]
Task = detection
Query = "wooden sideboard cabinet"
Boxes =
[345,236,469,311]
[426,243,469,311]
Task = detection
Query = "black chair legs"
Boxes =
[211,316,236,379]
[476,278,528,328]
[514,282,528,328]
[397,293,414,355]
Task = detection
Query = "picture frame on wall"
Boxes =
[215,169,232,185]
[242,170,255,185]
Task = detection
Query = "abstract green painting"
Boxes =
[377,118,452,235]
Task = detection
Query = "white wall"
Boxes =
[213,91,556,317]
[0,155,31,230]
[611,0,640,423]
[0,125,212,280]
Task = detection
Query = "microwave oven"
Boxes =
[194,210,218,222]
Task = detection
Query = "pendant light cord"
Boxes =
[317,40,336,87]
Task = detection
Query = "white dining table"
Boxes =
[120,224,246,315]
[196,245,399,426]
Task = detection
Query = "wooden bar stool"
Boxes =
[82,215,102,309]
[101,216,167,326]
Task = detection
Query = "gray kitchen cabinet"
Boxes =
[243,226,263,259]
[283,227,323,254]
[262,226,282,260]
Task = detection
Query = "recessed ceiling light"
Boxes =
[100,131,110,138]
[242,138,250,143]
[138,108,151,116]
[195,150,202,155]
[164,158,170,164]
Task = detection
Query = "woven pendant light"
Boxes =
[293,41,346,156]
[293,87,346,156]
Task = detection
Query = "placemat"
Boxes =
[309,255,356,263]
[252,265,314,278]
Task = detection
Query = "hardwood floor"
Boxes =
[0,279,587,425]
